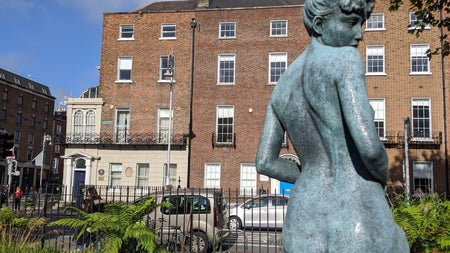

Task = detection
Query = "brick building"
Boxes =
[0,67,56,192]
[62,0,448,197]
[188,0,447,195]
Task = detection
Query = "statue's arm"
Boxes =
[337,49,388,186]
[256,103,300,184]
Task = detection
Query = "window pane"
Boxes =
[162,24,176,38]
[412,99,431,138]
[120,25,134,38]
[366,14,384,30]
[240,164,257,195]
[205,163,221,188]
[369,99,385,138]
[218,55,235,84]
[413,162,433,195]
[271,20,287,36]
[216,106,234,143]
[220,22,236,38]
[366,46,384,73]
[269,53,287,83]
[118,57,132,80]
[115,109,130,143]
[411,45,429,73]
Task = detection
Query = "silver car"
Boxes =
[228,194,289,230]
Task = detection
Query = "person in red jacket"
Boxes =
[13,186,23,211]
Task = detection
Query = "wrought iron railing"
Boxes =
[58,132,188,145]
[381,131,442,148]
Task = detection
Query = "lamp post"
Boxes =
[163,54,174,187]
[187,18,197,188]
[40,134,52,193]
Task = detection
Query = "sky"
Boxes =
[0,0,172,107]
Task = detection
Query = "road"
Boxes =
[220,229,283,253]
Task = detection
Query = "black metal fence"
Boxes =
[6,186,287,253]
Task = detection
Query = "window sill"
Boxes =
[158,79,177,84]
[364,28,386,32]
[409,72,432,76]
[217,83,235,86]
[115,80,133,84]
[269,35,288,38]
[117,38,135,41]
[366,72,387,76]
[218,37,237,40]
[159,37,177,40]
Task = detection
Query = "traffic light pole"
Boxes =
[6,158,12,206]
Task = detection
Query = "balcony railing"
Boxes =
[59,132,188,145]
[381,131,442,149]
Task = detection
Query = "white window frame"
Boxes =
[216,106,234,144]
[366,46,385,75]
[270,20,288,37]
[160,24,176,39]
[369,99,386,139]
[117,57,133,82]
[409,12,430,30]
[413,161,433,196]
[240,164,257,195]
[119,24,134,40]
[217,54,235,85]
[136,163,150,188]
[115,108,130,144]
[110,163,122,187]
[410,44,430,74]
[159,55,176,82]
[158,108,172,144]
[269,52,287,84]
[164,163,177,187]
[219,22,236,39]
[365,13,385,31]
[204,163,221,188]
[411,98,432,140]
[72,109,96,143]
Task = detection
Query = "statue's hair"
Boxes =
[303,0,375,36]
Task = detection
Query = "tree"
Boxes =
[389,0,450,57]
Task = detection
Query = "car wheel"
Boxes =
[190,231,208,253]
[228,216,242,230]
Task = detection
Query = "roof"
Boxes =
[137,0,303,12]
[0,67,54,98]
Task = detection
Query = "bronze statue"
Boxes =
[256,0,409,251]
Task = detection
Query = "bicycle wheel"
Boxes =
[176,233,197,252]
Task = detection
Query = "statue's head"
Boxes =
[303,0,375,38]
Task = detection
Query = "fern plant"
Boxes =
[51,196,169,253]
[391,192,450,253]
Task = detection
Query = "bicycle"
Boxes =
[158,225,198,253]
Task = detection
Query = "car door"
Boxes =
[243,197,269,228]
[271,196,288,228]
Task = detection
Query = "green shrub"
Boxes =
[0,206,47,250]
[388,185,450,253]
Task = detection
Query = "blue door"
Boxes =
[72,171,86,208]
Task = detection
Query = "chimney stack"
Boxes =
[197,0,210,8]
